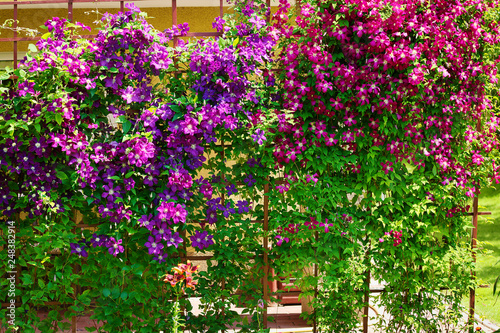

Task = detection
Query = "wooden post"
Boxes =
[363,269,370,333]
[263,2,271,328]
[68,0,73,22]
[313,231,318,333]
[469,118,481,333]
[71,209,78,333]
[266,0,271,22]
[363,240,371,333]
[468,195,479,333]
[172,0,177,47]
[13,0,18,69]
[263,179,269,329]
[220,139,226,333]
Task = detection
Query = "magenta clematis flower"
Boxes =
[181,117,198,135]
[172,204,187,224]
[107,237,124,257]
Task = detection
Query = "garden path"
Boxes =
[29,294,499,332]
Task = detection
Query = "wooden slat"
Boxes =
[263,178,269,329]
[0,0,148,5]
[465,212,491,216]
[13,0,17,69]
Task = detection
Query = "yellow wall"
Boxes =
[0,6,233,59]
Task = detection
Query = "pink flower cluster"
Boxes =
[157,201,188,224]
[268,0,500,201]
[275,223,299,246]
[380,230,403,247]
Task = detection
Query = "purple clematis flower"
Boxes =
[243,174,256,187]
[102,183,121,202]
[154,250,167,263]
[225,184,238,195]
[121,86,136,104]
[251,128,267,145]
[236,200,250,214]
[165,229,183,248]
[190,230,214,250]
[153,222,169,241]
[70,242,88,257]
[104,73,124,90]
[138,214,156,231]
[145,235,164,255]
[90,233,108,248]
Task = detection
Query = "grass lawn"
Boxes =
[474,185,500,325]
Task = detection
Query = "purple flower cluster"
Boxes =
[157,201,188,224]
[0,1,276,261]
[190,230,214,250]
[72,234,125,257]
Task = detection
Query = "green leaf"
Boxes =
[85,327,97,332]
[0,71,10,80]
[233,37,239,47]
[41,32,51,39]
[41,256,50,264]
[339,19,349,27]
[134,292,143,302]
[56,171,68,180]
[170,104,180,113]
[111,287,120,299]
[122,120,132,134]
[102,288,110,297]
[120,291,128,300]
[14,69,27,78]
[34,123,41,133]
[58,322,72,330]
[8,181,19,191]
[70,305,83,312]
[28,44,38,53]
[55,113,63,126]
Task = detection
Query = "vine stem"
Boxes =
[173,292,182,333]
